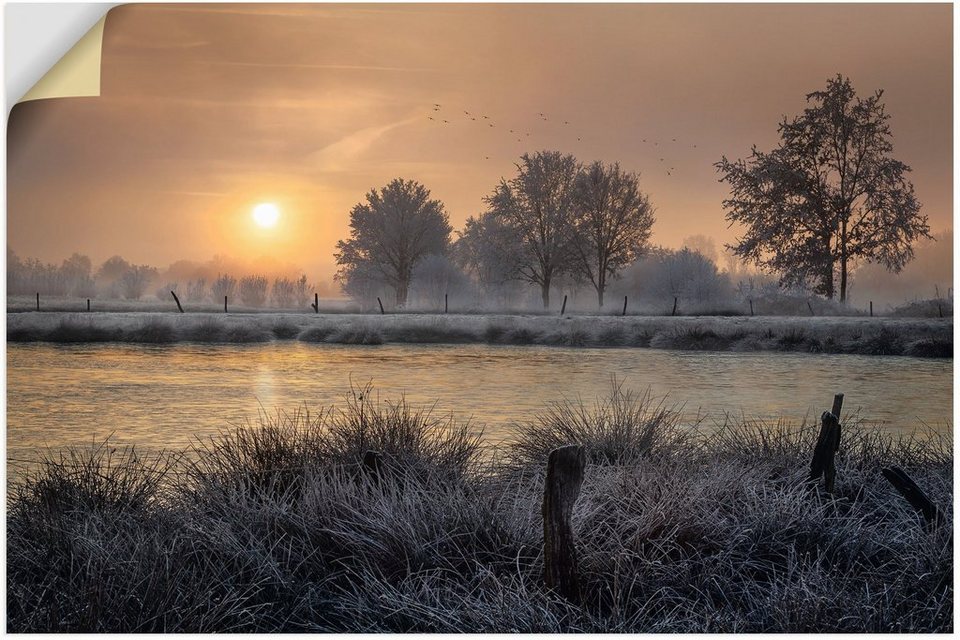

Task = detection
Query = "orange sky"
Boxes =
[7,3,953,283]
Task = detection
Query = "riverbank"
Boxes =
[7,387,952,632]
[6,312,953,357]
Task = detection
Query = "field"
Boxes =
[6,385,952,632]
[6,309,952,357]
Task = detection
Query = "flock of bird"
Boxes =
[425,103,698,177]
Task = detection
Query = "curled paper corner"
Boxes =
[17,13,107,104]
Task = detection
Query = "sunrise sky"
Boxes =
[7,3,953,283]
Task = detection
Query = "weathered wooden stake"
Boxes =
[831,393,844,419]
[938,302,943,318]
[869,301,873,317]
[377,297,385,314]
[445,293,449,314]
[622,296,628,316]
[36,292,39,311]
[560,295,568,316]
[224,296,228,313]
[808,301,815,316]
[749,299,754,316]
[312,292,319,313]
[87,298,91,312]
[170,291,184,313]
[809,395,843,493]
[881,466,943,530]
[671,297,678,316]
[543,445,586,603]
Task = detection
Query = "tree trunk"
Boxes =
[541,278,551,309]
[839,220,849,303]
[395,278,409,309]
[597,288,604,309]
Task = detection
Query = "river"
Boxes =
[6,342,952,463]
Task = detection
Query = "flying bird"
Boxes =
[577,137,581,141]
[464,110,470,115]
[564,121,570,125]
[672,138,677,142]
[443,120,450,123]
[482,115,490,119]
[428,116,434,120]
[489,123,494,128]
[434,103,441,107]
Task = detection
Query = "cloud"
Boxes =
[308,116,420,173]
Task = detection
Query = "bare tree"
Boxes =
[486,151,579,308]
[717,74,929,302]
[120,265,157,300]
[239,275,268,308]
[294,274,310,307]
[211,273,236,301]
[335,178,452,308]
[572,161,655,307]
[272,276,295,308]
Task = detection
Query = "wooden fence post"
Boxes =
[809,393,843,493]
[36,292,39,311]
[543,444,586,603]
[881,466,942,530]
[312,292,319,313]
[938,302,943,318]
[171,291,184,313]
[808,301,815,316]
[560,295,568,316]
[869,301,873,317]
[671,297,678,316]
[224,296,228,313]
[622,296,628,317]
[445,293,449,314]
[377,297,385,314]
[87,298,91,312]
[749,299,754,316]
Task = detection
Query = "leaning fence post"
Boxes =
[560,295,568,316]
[671,297,678,316]
[622,296,628,316]
[749,299,754,316]
[809,394,843,493]
[881,466,942,530]
[807,301,815,316]
[543,444,586,603]
[171,290,184,313]
[377,297,385,314]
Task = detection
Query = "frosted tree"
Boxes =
[572,161,655,308]
[239,275,269,307]
[271,277,296,308]
[211,273,237,301]
[485,151,579,308]
[453,212,521,292]
[716,75,929,302]
[294,274,310,307]
[335,178,452,308]
[119,264,158,300]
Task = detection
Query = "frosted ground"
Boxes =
[7,310,951,357]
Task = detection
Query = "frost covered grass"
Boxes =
[7,385,952,632]
[7,311,952,357]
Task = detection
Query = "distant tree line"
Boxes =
[7,249,318,309]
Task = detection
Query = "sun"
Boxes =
[252,203,280,228]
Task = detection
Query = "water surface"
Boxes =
[7,343,952,463]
